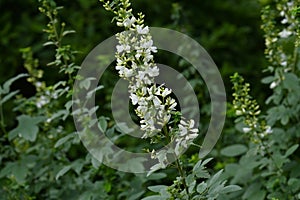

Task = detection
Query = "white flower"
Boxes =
[162,88,172,98]
[265,126,273,134]
[137,25,149,34]
[116,44,130,53]
[178,124,188,136]
[188,119,195,129]
[123,17,136,28]
[281,61,287,67]
[141,40,153,49]
[130,94,139,105]
[124,68,134,77]
[278,29,292,38]
[281,18,288,24]
[36,95,48,108]
[242,127,251,133]
[236,110,243,115]
[35,81,42,88]
[153,96,161,107]
[167,98,177,110]
[145,66,159,77]
[270,81,277,89]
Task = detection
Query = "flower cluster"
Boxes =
[231,73,273,143]
[261,1,299,89]
[101,0,198,166]
[115,17,178,139]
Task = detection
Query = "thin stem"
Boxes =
[292,46,299,75]
[0,95,7,135]
[162,125,191,199]
[175,158,190,199]
[260,140,283,174]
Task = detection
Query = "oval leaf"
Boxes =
[221,144,248,157]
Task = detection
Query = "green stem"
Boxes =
[175,158,190,199]
[162,125,191,199]
[0,95,7,135]
[292,45,299,74]
[260,140,283,174]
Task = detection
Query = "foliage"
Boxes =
[0,0,299,199]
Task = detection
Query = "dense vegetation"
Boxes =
[0,0,299,199]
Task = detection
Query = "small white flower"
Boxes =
[116,45,124,53]
[178,124,188,136]
[180,120,188,126]
[242,127,251,133]
[281,18,288,24]
[130,94,139,105]
[265,126,273,134]
[116,45,130,53]
[235,110,243,115]
[270,81,277,89]
[137,25,149,34]
[187,133,198,140]
[123,17,136,28]
[188,120,195,129]
[36,95,48,108]
[168,99,177,110]
[281,61,287,67]
[153,96,161,107]
[278,29,292,38]
[141,40,153,49]
[145,66,159,77]
[162,88,172,98]
[36,81,42,88]
[124,68,134,77]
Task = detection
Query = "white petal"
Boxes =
[162,88,172,97]
[242,127,251,133]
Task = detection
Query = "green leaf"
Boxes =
[281,115,289,125]
[0,73,28,94]
[186,174,195,185]
[196,182,207,194]
[243,183,266,200]
[147,172,167,180]
[202,158,213,166]
[9,115,45,141]
[43,41,55,46]
[56,165,71,180]
[116,122,134,133]
[208,170,223,187]
[261,76,274,84]
[272,153,285,168]
[62,30,76,36]
[148,185,168,193]
[120,157,147,173]
[220,144,248,157]
[98,116,107,133]
[220,185,241,194]
[0,162,13,178]
[0,90,19,104]
[12,162,28,184]
[128,191,145,200]
[54,133,75,148]
[193,158,213,173]
[79,77,96,90]
[91,156,101,169]
[285,144,299,158]
[142,196,164,200]
[283,73,299,91]
[86,85,104,99]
